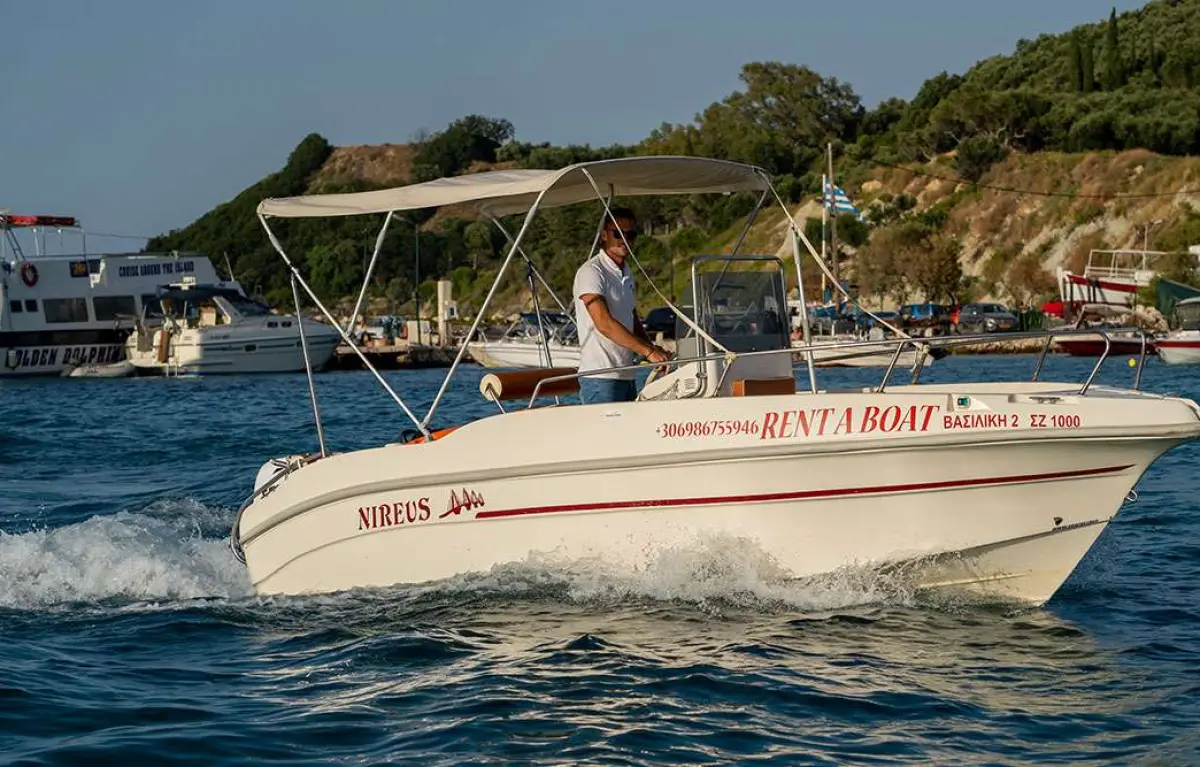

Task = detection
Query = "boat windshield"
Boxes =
[1175,302,1200,331]
[510,312,578,344]
[677,257,790,352]
[220,292,273,317]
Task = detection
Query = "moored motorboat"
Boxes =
[125,280,340,375]
[1055,336,1157,357]
[1154,297,1200,365]
[467,312,581,369]
[231,156,1200,606]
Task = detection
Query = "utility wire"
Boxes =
[82,231,152,240]
[871,160,1200,200]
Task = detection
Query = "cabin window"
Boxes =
[43,298,91,323]
[9,300,22,314]
[140,294,163,319]
[93,295,138,321]
[24,299,37,312]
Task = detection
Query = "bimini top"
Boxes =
[256,156,772,220]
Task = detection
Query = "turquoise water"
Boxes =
[1,355,1198,765]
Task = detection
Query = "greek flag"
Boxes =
[822,179,863,220]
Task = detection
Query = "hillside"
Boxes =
[146,0,1200,320]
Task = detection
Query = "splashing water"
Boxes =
[0,499,253,608]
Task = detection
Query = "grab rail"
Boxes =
[228,453,318,564]
[526,326,1152,407]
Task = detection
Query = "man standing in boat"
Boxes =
[574,207,670,403]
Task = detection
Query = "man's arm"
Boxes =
[580,294,656,357]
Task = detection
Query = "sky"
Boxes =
[0,0,1146,250]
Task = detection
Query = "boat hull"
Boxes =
[798,338,932,368]
[128,330,339,375]
[1055,338,1155,357]
[467,341,580,369]
[1156,338,1200,365]
[238,384,1200,604]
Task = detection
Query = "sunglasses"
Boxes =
[605,227,638,242]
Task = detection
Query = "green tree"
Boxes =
[955,136,1007,181]
[642,62,864,178]
[1105,8,1124,91]
[1070,33,1085,92]
[1082,34,1096,93]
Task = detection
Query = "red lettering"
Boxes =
[816,407,834,435]
[943,415,953,430]
[358,507,372,530]
[900,405,919,432]
[794,409,816,437]
[761,411,780,440]
[380,502,393,527]
[920,405,938,430]
[779,409,796,438]
[834,408,854,435]
[880,406,902,432]
[860,406,881,433]
[418,498,431,521]
[405,502,417,524]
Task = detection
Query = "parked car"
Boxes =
[899,303,952,334]
[955,302,1018,333]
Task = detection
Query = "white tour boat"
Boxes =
[125,280,340,376]
[1,212,232,377]
[467,311,581,369]
[230,157,1200,606]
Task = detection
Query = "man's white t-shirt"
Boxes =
[573,251,637,380]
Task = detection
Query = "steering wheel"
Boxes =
[643,356,673,388]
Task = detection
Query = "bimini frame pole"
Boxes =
[258,214,431,440]
[790,224,818,393]
[421,188,553,429]
[291,274,327,457]
[730,190,769,256]
[765,185,819,393]
[344,210,394,335]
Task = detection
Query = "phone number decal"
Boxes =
[656,419,761,438]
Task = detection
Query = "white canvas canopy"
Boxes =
[256,156,772,219]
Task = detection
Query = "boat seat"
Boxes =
[480,367,580,402]
[731,377,796,396]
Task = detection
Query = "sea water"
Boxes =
[1,355,1197,765]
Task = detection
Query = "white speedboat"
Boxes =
[801,333,932,369]
[231,156,1200,606]
[1154,297,1200,365]
[125,280,340,375]
[467,312,581,369]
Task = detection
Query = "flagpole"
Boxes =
[828,143,838,292]
[820,173,828,302]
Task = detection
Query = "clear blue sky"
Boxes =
[0,0,1143,250]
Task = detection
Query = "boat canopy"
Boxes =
[256,156,772,220]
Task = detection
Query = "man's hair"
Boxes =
[604,207,637,229]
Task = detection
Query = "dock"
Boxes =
[329,342,459,371]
